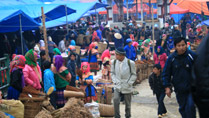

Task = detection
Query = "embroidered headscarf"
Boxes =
[54,55,64,72]
[101,49,111,62]
[89,43,96,51]
[25,49,37,66]
[53,48,61,55]
[10,55,26,73]
[81,62,90,74]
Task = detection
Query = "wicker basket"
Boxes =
[99,103,114,117]
[98,43,107,54]
[75,46,81,55]
[19,97,46,118]
[77,34,84,45]
[105,86,113,104]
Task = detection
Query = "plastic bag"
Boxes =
[84,102,100,118]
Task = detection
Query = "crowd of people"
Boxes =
[1,13,209,118]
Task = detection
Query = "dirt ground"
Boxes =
[119,79,181,118]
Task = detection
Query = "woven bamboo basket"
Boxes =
[19,97,46,118]
[75,46,81,55]
[105,86,113,104]
[95,87,103,103]
[99,103,114,117]
[98,43,107,54]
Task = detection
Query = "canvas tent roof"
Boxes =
[175,0,209,15]
[170,3,189,14]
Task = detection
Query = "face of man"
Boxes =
[153,67,160,75]
[115,53,125,62]
[175,40,187,55]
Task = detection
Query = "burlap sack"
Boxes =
[0,100,24,118]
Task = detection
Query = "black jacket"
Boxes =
[10,69,24,92]
[162,50,197,93]
[193,34,209,98]
[149,73,165,94]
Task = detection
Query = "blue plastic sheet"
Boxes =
[0,10,40,33]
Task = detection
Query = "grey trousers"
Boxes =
[114,90,132,118]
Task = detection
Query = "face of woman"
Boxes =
[53,57,55,64]
[157,48,160,52]
[82,65,88,71]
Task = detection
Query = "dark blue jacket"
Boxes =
[162,50,197,93]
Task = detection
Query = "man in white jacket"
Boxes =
[111,47,137,118]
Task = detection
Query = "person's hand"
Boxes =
[165,87,171,98]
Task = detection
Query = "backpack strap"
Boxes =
[114,59,131,74]
[128,59,131,74]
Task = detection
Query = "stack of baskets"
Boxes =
[135,60,154,84]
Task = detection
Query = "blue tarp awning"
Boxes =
[0,10,40,33]
[202,19,209,26]
[45,2,108,28]
[34,5,76,23]
[90,3,108,10]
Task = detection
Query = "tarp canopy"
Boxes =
[170,3,189,14]
[90,3,108,10]
[176,0,209,15]
[44,2,108,28]
[0,10,40,33]
[34,5,76,23]
[202,19,209,26]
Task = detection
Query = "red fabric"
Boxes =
[10,55,26,73]
[130,34,135,41]
[92,31,98,42]
[153,53,167,69]
[170,3,189,14]
[101,49,111,62]
[81,62,91,74]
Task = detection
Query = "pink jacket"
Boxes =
[23,64,42,90]
[153,53,167,69]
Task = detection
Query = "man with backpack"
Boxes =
[162,37,197,118]
[111,47,137,118]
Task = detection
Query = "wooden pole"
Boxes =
[41,7,50,61]
[152,5,155,55]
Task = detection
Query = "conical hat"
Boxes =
[114,33,122,39]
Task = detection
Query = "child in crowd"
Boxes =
[67,52,77,87]
[101,49,111,80]
[76,62,97,103]
[149,64,167,118]
[43,60,56,109]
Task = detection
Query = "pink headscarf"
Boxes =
[101,49,111,62]
[132,42,139,48]
[81,62,90,74]
[89,43,96,51]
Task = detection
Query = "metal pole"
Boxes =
[19,14,24,55]
[136,0,138,20]
[65,5,69,34]
[141,0,143,21]
[152,5,155,55]
[95,5,97,25]
[126,0,129,21]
